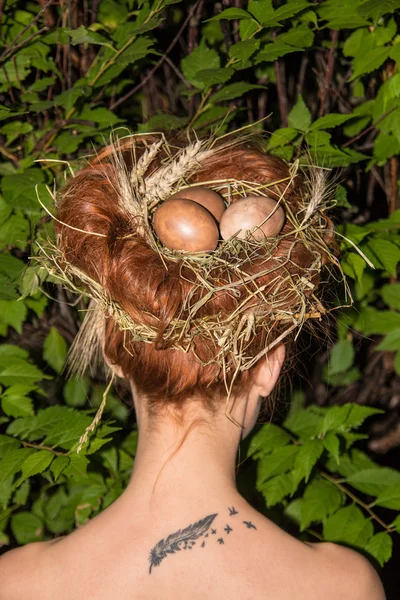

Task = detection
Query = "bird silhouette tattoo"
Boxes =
[148,509,257,574]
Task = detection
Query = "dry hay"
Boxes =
[35,129,352,404]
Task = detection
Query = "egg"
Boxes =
[153,198,219,252]
[220,195,285,241]
[169,186,226,222]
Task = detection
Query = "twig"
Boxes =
[21,441,68,457]
[0,145,19,165]
[0,0,55,64]
[164,55,191,88]
[41,0,166,152]
[342,106,398,148]
[390,156,399,214]
[275,59,288,127]
[0,26,48,67]
[110,0,200,111]
[318,30,338,118]
[297,55,309,96]
[320,471,393,533]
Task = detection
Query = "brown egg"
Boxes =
[169,186,226,222]
[220,195,285,241]
[153,198,219,252]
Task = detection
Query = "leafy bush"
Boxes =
[1,0,400,578]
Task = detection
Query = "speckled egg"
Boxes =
[169,186,226,222]
[220,195,285,241]
[153,198,219,252]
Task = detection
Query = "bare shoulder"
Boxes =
[312,542,386,600]
[0,541,51,600]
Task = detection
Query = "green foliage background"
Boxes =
[1,0,400,585]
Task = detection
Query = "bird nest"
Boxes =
[35,129,350,401]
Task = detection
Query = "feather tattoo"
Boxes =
[149,513,217,574]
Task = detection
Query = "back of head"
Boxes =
[53,132,336,415]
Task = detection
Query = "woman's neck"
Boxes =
[123,395,247,513]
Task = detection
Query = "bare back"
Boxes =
[0,497,385,600]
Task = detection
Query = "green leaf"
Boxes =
[78,106,121,126]
[68,26,114,48]
[376,328,400,351]
[211,82,265,103]
[17,450,54,486]
[284,407,323,439]
[374,482,400,509]
[247,423,291,458]
[305,130,332,147]
[63,378,89,407]
[344,404,383,429]
[367,239,400,276]
[350,46,391,81]
[19,267,40,299]
[0,359,48,387]
[317,0,370,29]
[364,532,392,567]
[288,96,311,131]
[278,26,314,49]
[0,449,33,484]
[239,19,260,40]
[328,340,355,375]
[14,479,30,506]
[323,433,340,464]
[63,454,89,480]
[258,473,292,507]
[358,0,400,22]
[1,168,45,214]
[28,76,55,92]
[229,39,260,62]
[181,45,220,89]
[116,37,156,66]
[43,327,68,374]
[291,439,324,489]
[1,396,33,418]
[300,478,343,530]
[355,307,400,335]
[257,445,299,483]
[247,0,275,24]
[98,0,128,28]
[0,477,14,510]
[267,128,299,150]
[138,112,188,132]
[346,467,400,497]
[210,8,252,20]
[11,512,44,545]
[195,68,234,89]
[373,132,400,164]
[381,283,400,310]
[249,1,312,27]
[323,504,374,548]
[274,0,312,22]
[310,113,354,130]
[0,300,27,334]
[341,252,366,283]
[391,513,400,533]
[256,41,297,63]
[50,455,70,481]
[0,434,20,453]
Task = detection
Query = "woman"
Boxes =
[0,133,385,599]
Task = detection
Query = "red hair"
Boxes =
[56,135,333,413]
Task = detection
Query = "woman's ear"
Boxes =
[103,353,124,379]
[254,343,285,397]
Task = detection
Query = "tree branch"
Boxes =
[110,0,200,111]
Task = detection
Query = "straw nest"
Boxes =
[35,129,348,400]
